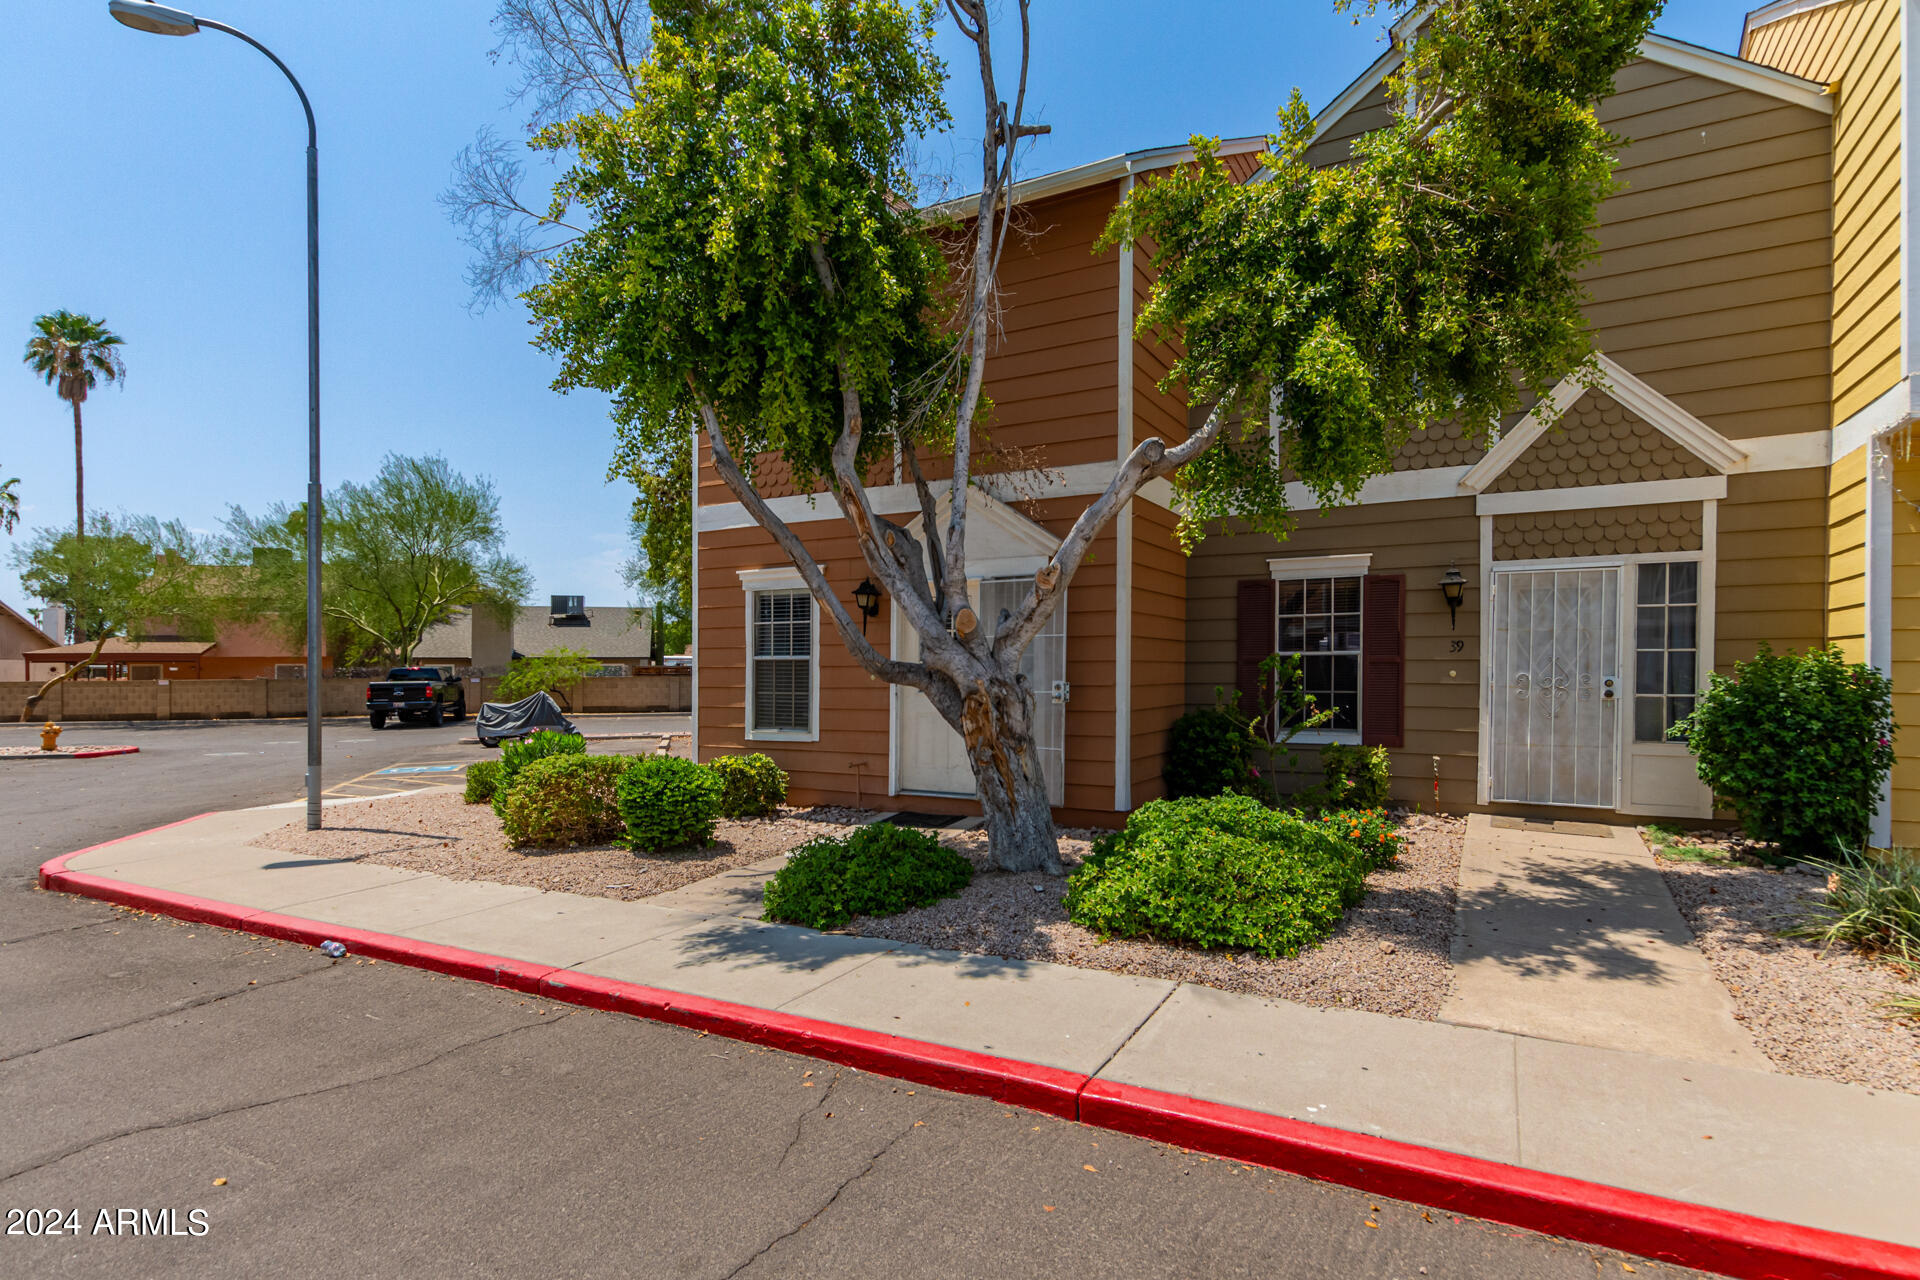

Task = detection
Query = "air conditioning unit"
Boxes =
[550,595,589,627]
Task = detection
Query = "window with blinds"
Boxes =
[751,589,812,733]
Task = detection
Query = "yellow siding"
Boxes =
[1828,444,1870,661]
[1892,453,1920,845]
[1743,0,1906,424]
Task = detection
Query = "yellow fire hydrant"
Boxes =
[39,722,62,752]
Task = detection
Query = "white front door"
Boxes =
[1488,567,1621,808]
[897,579,1066,805]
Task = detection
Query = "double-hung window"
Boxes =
[1269,555,1370,741]
[746,584,815,738]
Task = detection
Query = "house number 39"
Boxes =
[1449,640,1465,654]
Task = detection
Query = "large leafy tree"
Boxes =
[227,453,532,666]
[528,0,1659,873]
[10,514,218,720]
[22,311,126,541]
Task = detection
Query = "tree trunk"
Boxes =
[959,670,1063,875]
[72,397,84,541]
[20,635,107,723]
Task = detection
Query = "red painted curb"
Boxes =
[1079,1078,1920,1280]
[540,970,1085,1120]
[70,745,141,758]
[38,819,1920,1280]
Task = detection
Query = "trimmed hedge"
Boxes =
[498,754,632,848]
[1320,743,1391,811]
[464,760,504,805]
[617,756,723,852]
[495,730,587,817]
[710,752,789,819]
[763,822,972,930]
[1065,794,1391,958]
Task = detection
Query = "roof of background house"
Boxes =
[0,599,55,647]
[416,605,653,663]
[23,639,217,661]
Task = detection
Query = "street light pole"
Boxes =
[108,2,325,829]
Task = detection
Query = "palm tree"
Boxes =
[0,472,18,536]
[23,311,126,541]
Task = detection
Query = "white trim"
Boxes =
[1867,438,1895,846]
[1305,46,1404,150]
[1475,475,1728,516]
[1739,430,1832,472]
[690,422,701,761]
[1115,173,1136,814]
[739,575,820,743]
[1639,34,1832,113]
[1593,355,1751,473]
[1267,553,1374,578]
[694,461,1175,534]
[1831,376,1920,460]
[1285,465,1475,512]
[1458,380,1588,493]
[923,136,1268,220]
[1476,514,1494,805]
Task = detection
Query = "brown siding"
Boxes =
[1743,0,1904,424]
[1130,499,1187,804]
[697,504,1121,825]
[1718,468,1829,665]
[1185,498,1483,809]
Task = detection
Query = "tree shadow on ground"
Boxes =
[1454,850,1699,985]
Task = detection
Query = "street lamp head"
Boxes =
[108,1,200,36]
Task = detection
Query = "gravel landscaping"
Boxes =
[1650,836,1920,1096]
[253,788,1464,1019]
[845,809,1466,1020]
[251,789,869,902]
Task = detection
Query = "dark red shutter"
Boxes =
[1361,573,1406,749]
[1235,578,1275,726]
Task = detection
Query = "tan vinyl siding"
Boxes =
[1743,0,1905,424]
[1828,443,1870,661]
[1717,468,1829,664]
[1584,59,1834,441]
[1185,498,1483,809]
[1891,453,1920,845]
[1305,82,1393,168]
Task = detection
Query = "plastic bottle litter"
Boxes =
[318,940,347,958]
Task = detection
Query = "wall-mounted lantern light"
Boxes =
[853,577,882,636]
[1438,563,1468,631]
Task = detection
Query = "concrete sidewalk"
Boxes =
[1441,814,1768,1069]
[45,803,1920,1261]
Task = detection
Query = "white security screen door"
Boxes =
[897,579,1065,805]
[1488,567,1620,808]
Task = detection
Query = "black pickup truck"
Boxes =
[366,667,468,729]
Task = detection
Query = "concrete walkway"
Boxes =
[46,801,1920,1255]
[1440,814,1768,1069]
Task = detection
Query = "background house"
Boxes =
[415,597,655,673]
[0,600,56,682]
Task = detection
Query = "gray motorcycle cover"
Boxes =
[476,691,577,742]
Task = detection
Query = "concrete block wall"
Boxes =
[0,669,691,722]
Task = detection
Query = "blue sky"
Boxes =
[1,0,1761,617]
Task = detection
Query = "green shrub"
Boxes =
[762,822,972,930]
[1164,704,1257,799]
[1320,744,1391,811]
[1065,794,1378,958]
[710,752,789,819]
[1790,847,1920,969]
[499,754,633,848]
[464,760,504,805]
[1675,644,1895,857]
[1311,807,1404,871]
[494,731,587,816]
[617,756,723,852]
